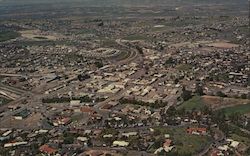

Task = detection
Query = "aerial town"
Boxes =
[0,0,249,155]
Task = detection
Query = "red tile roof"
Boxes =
[163,139,172,147]
[80,106,95,114]
[187,127,207,134]
[39,144,57,155]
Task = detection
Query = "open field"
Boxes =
[177,96,205,111]
[218,103,250,116]
[207,42,239,49]
[0,112,43,129]
[19,30,58,41]
[178,95,250,111]
[202,95,250,110]
[151,126,212,155]
[0,31,20,42]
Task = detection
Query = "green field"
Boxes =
[177,96,205,111]
[219,103,250,116]
[0,97,12,105]
[0,31,20,42]
[151,126,211,155]
[230,133,250,145]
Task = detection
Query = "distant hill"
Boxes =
[0,0,247,19]
[1,0,248,7]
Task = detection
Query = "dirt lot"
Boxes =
[207,42,239,49]
[202,95,250,110]
[0,112,43,129]
[19,30,58,41]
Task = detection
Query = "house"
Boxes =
[80,106,95,114]
[14,109,30,120]
[154,147,164,155]
[121,132,138,137]
[39,144,57,155]
[112,141,129,147]
[77,137,88,142]
[187,127,207,135]
[35,129,48,134]
[103,134,113,138]
[218,145,229,151]
[70,100,81,107]
[164,134,170,138]
[53,117,71,126]
[163,139,174,152]
[210,149,224,156]
[4,141,28,148]
[2,130,12,137]
[226,139,240,148]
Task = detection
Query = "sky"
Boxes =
[0,0,247,6]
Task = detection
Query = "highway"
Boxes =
[115,39,140,65]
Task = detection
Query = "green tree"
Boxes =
[216,91,227,97]
[195,83,204,96]
[241,94,247,99]
[181,87,192,101]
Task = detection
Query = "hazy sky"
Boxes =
[1,0,247,6]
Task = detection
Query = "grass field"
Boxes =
[178,95,250,113]
[230,133,250,145]
[219,103,250,116]
[178,96,205,111]
[0,97,12,105]
[151,126,211,155]
[0,31,20,42]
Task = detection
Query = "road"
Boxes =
[115,39,140,65]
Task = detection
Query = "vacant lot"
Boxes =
[207,42,239,49]
[19,30,58,41]
[202,95,250,110]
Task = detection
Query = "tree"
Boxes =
[78,74,90,81]
[246,147,250,155]
[167,106,177,117]
[201,105,212,115]
[135,45,143,54]
[94,61,103,68]
[247,74,250,86]
[241,94,247,99]
[181,87,192,101]
[174,78,179,84]
[177,108,186,116]
[229,112,241,124]
[165,57,175,65]
[216,91,227,97]
[219,123,229,136]
[195,83,204,96]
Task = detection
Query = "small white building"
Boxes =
[113,141,129,147]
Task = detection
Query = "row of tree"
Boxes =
[119,98,168,109]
